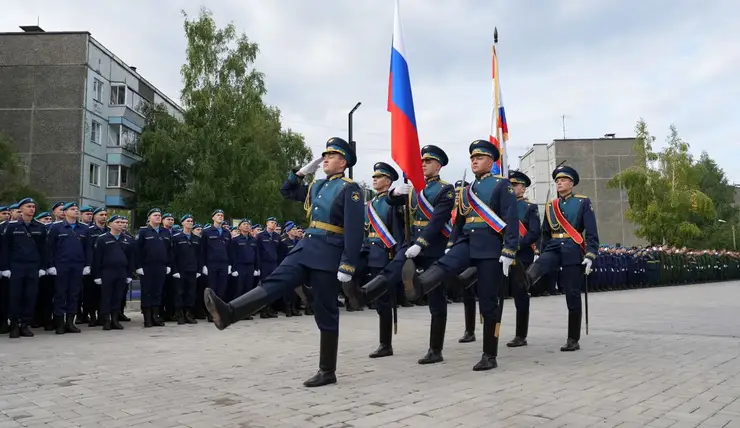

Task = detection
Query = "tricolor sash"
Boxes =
[416,190,452,237]
[551,198,586,251]
[367,202,397,248]
[518,220,537,251]
[466,186,506,233]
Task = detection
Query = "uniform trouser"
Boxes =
[370,267,392,317]
[463,283,477,310]
[196,274,208,314]
[82,275,100,315]
[140,264,167,309]
[531,251,584,312]
[163,275,175,316]
[207,263,229,299]
[53,264,84,316]
[235,264,255,297]
[34,274,54,325]
[0,277,8,323]
[378,248,441,312]
[512,261,531,312]
[174,272,197,309]
[437,242,502,321]
[260,255,339,332]
[101,267,127,315]
[9,263,40,323]
[260,262,279,310]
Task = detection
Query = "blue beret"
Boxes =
[107,215,123,224]
[9,203,20,210]
[93,207,107,215]
[162,212,174,220]
[35,211,51,220]
[321,137,356,168]
[266,217,277,223]
[172,225,182,231]
[0,205,8,212]
[18,197,36,207]
[62,202,78,211]
[180,214,193,223]
[212,209,224,216]
[552,166,580,186]
[147,208,162,217]
[51,201,65,210]
[421,145,449,166]
[80,205,94,213]
[508,170,531,187]
[468,139,500,162]
[252,223,262,229]
[372,162,399,181]
[284,221,296,232]
[193,223,202,229]
[238,218,252,226]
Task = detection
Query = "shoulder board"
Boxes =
[173,232,182,237]
[494,174,505,179]
[53,220,63,224]
[574,194,589,199]
[9,220,17,223]
[139,226,147,229]
[341,177,354,183]
[439,179,450,185]
[203,225,213,230]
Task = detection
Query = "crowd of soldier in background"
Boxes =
[2,199,739,340]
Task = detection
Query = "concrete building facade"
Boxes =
[0,25,182,214]
[518,137,647,247]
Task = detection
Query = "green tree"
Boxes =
[687,152,739,249]
[0,133,48,210]
[608,119,714,246]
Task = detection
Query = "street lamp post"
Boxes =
[718,219,737,250]
[348,102,362,180]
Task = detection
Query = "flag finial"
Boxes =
[494,27,498,44]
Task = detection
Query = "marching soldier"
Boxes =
[1,198,48,338]
[230,219,260,317]
[92,215,135,330]
[401,140,519,371]
[453,179,478,344]
[524,165,599,351]
[136,208,172,327]
[204,137,364,387]
[171,214,201,324]
[505,170,541,347]
[344,145,455,365]
[46,202,90,334]
[200,210,233,321]
[258,217,281,318]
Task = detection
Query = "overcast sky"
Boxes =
[3,0,739,185]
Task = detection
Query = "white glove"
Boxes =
[136,268,144,276]
[533,255,539,263]
[444,248,450,254]
[1,271,10,278]
[196,273,201,278]
[405,244,422,259]
[582,258,593,275]
[202,266,208,275]
[337,272,352,283]
[172,273,181,279]
[38,269,46,277]
[231,271,239,277]
[392,183,412,196]
[94,278,102,285]
[82,266,91,276]
[499,256,514,277]
[46,267,57,276]
[166,267,171,275]
[227,265,232,275]
[298,157,323,176]
[254,270,260,276]
[126,278,132,284]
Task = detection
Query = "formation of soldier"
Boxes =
[2,136,738,388]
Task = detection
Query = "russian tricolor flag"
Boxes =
[387,0,424,191]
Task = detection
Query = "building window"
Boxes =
[89,163,100,187]
[91,120,101,145]
[110,84,126,106]
[107,165,134,190]
[92,78,103,102]
[108,124,141,155]
[126,87,150,116]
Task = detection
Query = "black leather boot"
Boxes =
[473,318,498,371]
[402,261,447,301]
[76,312,89,325]
[88,311,98,327]
[458,299,477,343]
[65,314,81,333]
[110,312,124,330]
[369,312,394,358]
[303,331,338,387]
[561,311,581,351]
[177,309,186,325]
[0,320,8,335]
[418,315,446,364]
[20,323,34,337]
[151,307,165,326]
[143,308,153,327]
[185,309,198,324]
[55,314,66,335]
[118,312,131,322]
[204,286,270,330]
[102,314,112,331]
[8,320,20,338]
[344,275,389,310]
[507,311,529,347]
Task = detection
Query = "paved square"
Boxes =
[2,282,740,428]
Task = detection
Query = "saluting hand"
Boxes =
[298,157,323,176]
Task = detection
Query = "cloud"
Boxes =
[2,0,739,186]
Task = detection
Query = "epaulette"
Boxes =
[439,179,450,185]
[53,220,63,224]
[574,194,589,199]
[341,177,354,183]
[494,174,505,179]
[139,226,147,229]
[9,220,17,223]
[173,232,182,237]
[203,225,213,230]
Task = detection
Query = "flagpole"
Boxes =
[493,27,505,175]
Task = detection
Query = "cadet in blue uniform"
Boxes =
[525,166,599,352]
[92,215,135,330]
[204,137,364,387]
[200,210,232,317]
[402,140,519,371]
[258,217,281,318]
[230,219,260,314]
[46,202,90,334]
[1,198,48,338]
[278,221,302,316]
[171,214,202,324]
[452,179,479,344]
[0,204,13,334]
[345,145,454,365]
[135,208,172,327]
[505,170,541,347]
[83,207,107,327]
